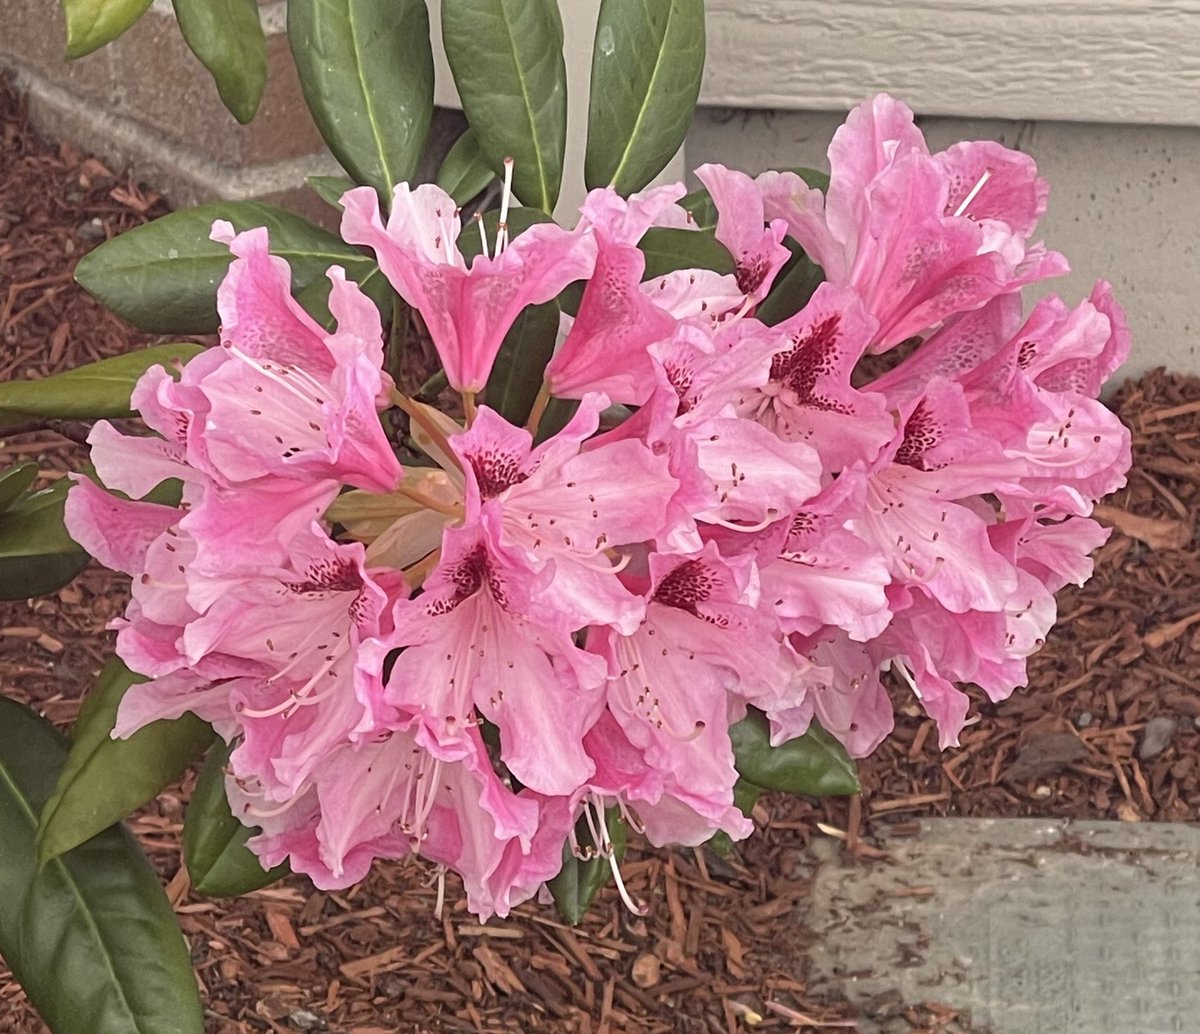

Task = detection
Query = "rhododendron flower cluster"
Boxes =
[66,95,1130,919]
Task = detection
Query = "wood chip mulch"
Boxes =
[1,72,1196,1033]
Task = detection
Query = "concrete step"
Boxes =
[802,818,1200,1034]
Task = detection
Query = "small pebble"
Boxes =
[288,1009,325,1031]
[78,217,106,242]
[1139,715,1177,760]
[631,953,661,988]
[1074,711,1093,729]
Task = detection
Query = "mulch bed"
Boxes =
[1,72,1197,1033]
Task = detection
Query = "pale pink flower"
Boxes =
[757,94,1068,353]
[588,543,793,832]
[203,222,402,493]
[452,398,677,632]
[694,163,790,303]
[381,511,609,797]
[733,282,895,471]
[341,183,596,393]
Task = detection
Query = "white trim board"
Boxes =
[703,0,1200,126]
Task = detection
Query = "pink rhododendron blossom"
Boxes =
[382,512,608,796]
[589,544,791,831]
[341,183,596,393]
[758,95,1069,353]
[694,164,790,303]
[64,92,1134,921]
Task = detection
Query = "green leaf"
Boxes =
[437,129,497,205]
[294,264,394,329]
[0,343,205,422]
[75,201,381,334]
[307,174,359,211]
[38,659,215,863]
[708,779,761,857]
[62,0,153,59]
[679,185,717,231]
[185,740,289,896]
[0,478,89,600]
[0,463,38,515]
[442,0,566,213]
[755,241,824,326]
[0,697,204,1034]
[483,300,558,424]
[585,0,705,195]
[289,0,434,198]
[455,206,553,265]
[786,166,831,194]
[638,225,734,280]
[730,709,860,797]
[172,0,266,124]
[547,808,627,925]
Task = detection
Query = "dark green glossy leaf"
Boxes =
[172,0,266,124]
[585,0,704,195]
[0,342,205,422]
[38,659,215,863]
[62,0,152,58]
[786,166,830,194]
[0,463,38,515]
[755,240,825,326]
[437,128,497,205]
[455,206,554,265]
[483,300,558,424]
[534,396,579,442]
[442,0,566,212]
[185,740,289,896]
[708,779,762,857]
[289,0,434,198]
[294,264,394,329]
[730,709,860,797]
[638,225,734,280]
[0,697,204,1034]
[307,174,358,211]
[0,478,89,600]
[679,185,717,231]
[74,201,380,334]
[547,808,627,925]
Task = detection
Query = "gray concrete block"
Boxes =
[803,818,1200,1033]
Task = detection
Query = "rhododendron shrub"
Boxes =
[56,95,1131,919]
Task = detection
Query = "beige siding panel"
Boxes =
[702,0,1200,126]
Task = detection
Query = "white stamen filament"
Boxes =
[497,157,515,254]
[890,658,923,700]
[266,627,351,687]
[434,867,447,919]
[708,511,779,533]
[473,212,489,260]
[593,799,645,916]
[225,344,324,411]
[953,169,992,218]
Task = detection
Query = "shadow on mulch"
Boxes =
[2,72,1197,1034]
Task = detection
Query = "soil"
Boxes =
[1,73,1197,1034]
